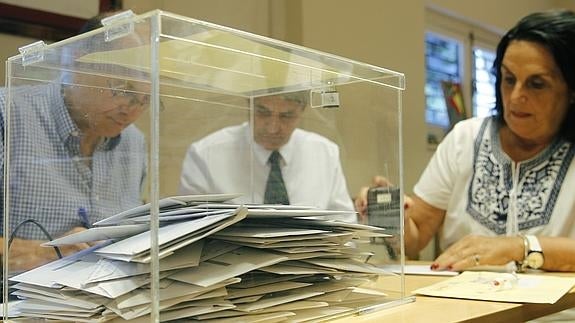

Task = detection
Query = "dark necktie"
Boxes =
[264,151,289,205]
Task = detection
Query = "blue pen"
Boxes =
[78,207,91,228]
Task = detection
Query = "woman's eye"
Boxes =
[503,76,515,85]
[528,79,545,89]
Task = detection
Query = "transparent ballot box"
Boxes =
[3,10,408,321]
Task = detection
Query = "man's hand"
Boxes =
[5,227,91,271]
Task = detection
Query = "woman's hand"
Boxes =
[354,176,393,219]
[431,235,524,271]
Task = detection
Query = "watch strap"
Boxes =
[525,235,542,252]
[522,235,544,270]
[517,235,528,271]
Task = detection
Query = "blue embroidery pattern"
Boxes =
[467,118,575,234]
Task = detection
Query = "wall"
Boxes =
[297,0,426,198]
[428,0,574,32]
[124,0,272,36]
[0,34,38,85]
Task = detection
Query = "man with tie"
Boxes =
[178,91,355,222]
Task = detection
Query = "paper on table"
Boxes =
[381,264,459,276]
[414,271,575,303]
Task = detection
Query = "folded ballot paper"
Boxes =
[11,194,395,322]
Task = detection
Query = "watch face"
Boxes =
[527,252,544,269]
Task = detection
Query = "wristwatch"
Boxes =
[523,235,544,270]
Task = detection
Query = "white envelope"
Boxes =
[301,258,396,275]
[234,291,324,312]
[111,277,238,309]
[226,281,311,299]
[85,240,204,284]
[169,247,289,287]
[10,245,102,288]
[11,289,105,310]
[215,226,328,238]
[95,209,241,257]
[124,208,248,263]
[42,224,149,246]
[94,194,241,226]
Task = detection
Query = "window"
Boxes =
[425,32,462,128]
[425,9,500,132]
[472,47,497,117]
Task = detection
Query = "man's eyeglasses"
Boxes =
[106,79,150,108]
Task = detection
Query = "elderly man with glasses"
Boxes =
[0,13,149,271]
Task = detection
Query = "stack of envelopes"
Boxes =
[9,194,394,322]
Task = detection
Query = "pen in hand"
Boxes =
[78,207,91,229]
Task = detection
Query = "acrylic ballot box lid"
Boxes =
[3,10,408,321]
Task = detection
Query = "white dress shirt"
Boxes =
[179,122,356,222]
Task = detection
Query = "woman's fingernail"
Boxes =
[430,263,438,270]
[447,265,453,271]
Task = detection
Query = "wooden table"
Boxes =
[333,270,575,323]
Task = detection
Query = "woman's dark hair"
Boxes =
[492,9,575,143]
